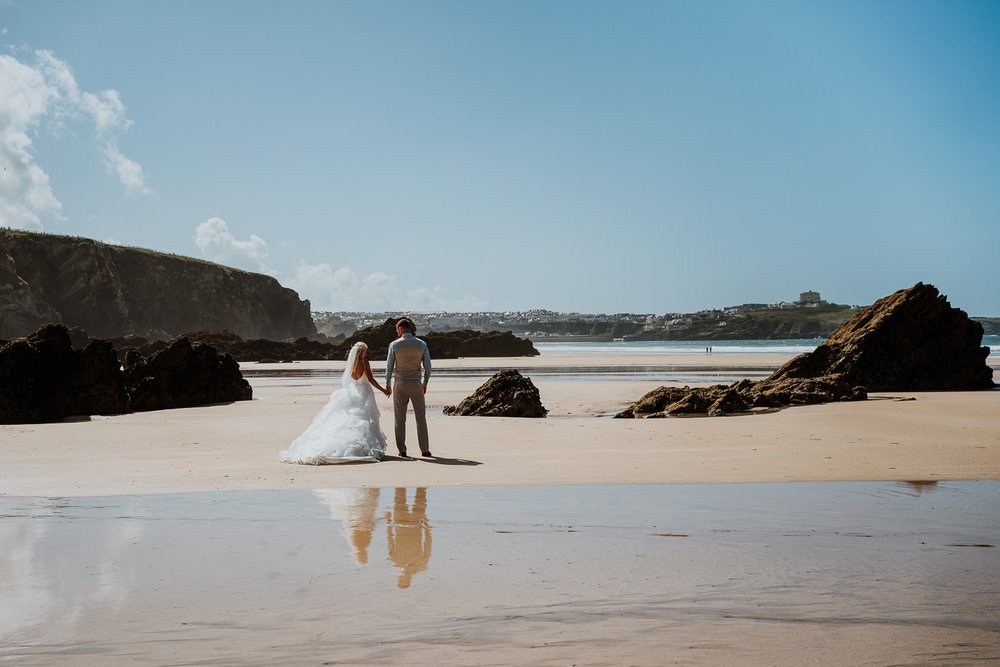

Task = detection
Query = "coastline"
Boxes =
[2,352,997,497]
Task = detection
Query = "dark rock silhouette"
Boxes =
[0,324,251,423]
[344,318,540,360]
[124,337,252,412]
[0,324,129,423]
[0,229,315,340]
[109,318,539,362]
[616,283,992,418]
[444,369,547,417]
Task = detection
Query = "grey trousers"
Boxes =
[392,380,428,454]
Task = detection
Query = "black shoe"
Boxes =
[398,450,408,458]
[421,451,433,457]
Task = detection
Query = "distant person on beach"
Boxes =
[279,341,390,464]
[386,318,432,458]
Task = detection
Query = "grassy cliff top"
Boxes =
[0,228,258,276]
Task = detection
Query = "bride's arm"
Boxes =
[364,359,389,395]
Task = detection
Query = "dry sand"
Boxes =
[1,353,998,497]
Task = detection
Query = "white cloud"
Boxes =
[288,260,489,312]
[0,48,149,231]
[0,53,62,230]
[194,217,275,275]
[190,220,487,310]
[104,142,151,196]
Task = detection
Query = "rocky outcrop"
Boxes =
[444,370,547,417]
[767,282,993,391]
[0,229,315,340]
[124,338,252,412]
[616,377,868,418]
[616,283,993,418]
[108,318,540,362]
[0,324,251,423]
[0,325,129,423]
[344,318,540,360]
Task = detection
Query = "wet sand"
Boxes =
[2,352,998,664]
[2,482,998,665]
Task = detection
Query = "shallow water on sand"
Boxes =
[2,482,998,665]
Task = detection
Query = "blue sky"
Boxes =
[2,0,998,315]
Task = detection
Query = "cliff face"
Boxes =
[0,230,316,340]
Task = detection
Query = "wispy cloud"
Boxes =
[104,142,151,196]
[192,220,488,311]
[194,217,275,275]
[288,261,489,312]
[0,48,149,230]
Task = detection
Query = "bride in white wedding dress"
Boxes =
[279,342,390,464]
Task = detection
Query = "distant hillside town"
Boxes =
[313,291,891,341]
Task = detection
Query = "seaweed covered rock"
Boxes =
[616,283,991,419]
[124,337,252,412]
[444,369,547,417]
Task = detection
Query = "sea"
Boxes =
[536,335,1000,361]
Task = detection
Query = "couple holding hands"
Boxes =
[280,318,431,464]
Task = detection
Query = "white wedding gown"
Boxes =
[279,345,387,464]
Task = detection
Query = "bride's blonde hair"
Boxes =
[351,342,368,379]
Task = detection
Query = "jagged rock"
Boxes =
[0,324,129,423]
[707,387,751,416]
[443,370,547,417]
[768,282,993,391]
[0,229,315,340]
[663,390,720,415]
[124,337,252,412]
[616,283,992,419]
[1,325,254,423]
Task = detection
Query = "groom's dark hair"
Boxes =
[396,317,415,333]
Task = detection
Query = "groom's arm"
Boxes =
[385,342,396,387]
[421,344,431,393]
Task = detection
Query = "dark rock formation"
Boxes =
[344,318,540,360]
[444,369,547,417]
[0,229,315,340]
[108,318,540,362]
[124,337,252,412]
[0,324,129,423]
[0,324,252,423]
[767,282,993,391]
[616,283,992,419]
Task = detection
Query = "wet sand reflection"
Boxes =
[1,482,998,665]
[312,487,432,588]
[386,487,432,589]
[313,488,382,565]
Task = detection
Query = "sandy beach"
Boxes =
[3,351,999,665]
[2,352,998,497]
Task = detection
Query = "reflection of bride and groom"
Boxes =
[280,318,431,464]
[315,487,431,589]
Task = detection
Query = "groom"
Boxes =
[385,317,432,458]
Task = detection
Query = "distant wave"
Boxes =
[985,335,1000,358]
[535,339,820,356]
[538,336,1000,360]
